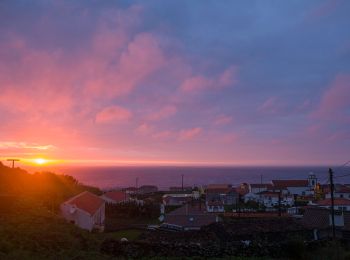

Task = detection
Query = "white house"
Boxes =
[243,192,260,203]
[258,191,294,207]
[272,173,317,196]
[61,191,105,231]
[249,184,273,194]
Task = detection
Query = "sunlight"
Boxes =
[34,158,48,165]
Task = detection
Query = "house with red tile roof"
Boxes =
[315,198,350,211]
[325,184,350,200]
[271,179,313,196]
[101,191,130,204]
[60,191,105,231]
[205,184,238,208]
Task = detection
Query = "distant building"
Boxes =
[315,198,350,211]
[206,200,225,213]
[249,183,273,194]
[138,185,158,194]
[302,207,347,240]
[169,186,192,192]
[325,184,350,199]
[101,191,130,204]
[271,179,313,196]
[60,191,105,231]
[163,194,192,206]
[257,191,294,207]
[206,184,238,206]
[124,187,138,194]
[163,203,218,231]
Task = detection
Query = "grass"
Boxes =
[101,229,142,241]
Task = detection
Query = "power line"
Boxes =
[334,172,350,179]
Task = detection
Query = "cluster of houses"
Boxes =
[60,185,157,231]
[60,173,350,236]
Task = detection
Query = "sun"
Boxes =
[34,158,48,165]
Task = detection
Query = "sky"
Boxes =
[0,0,349,167]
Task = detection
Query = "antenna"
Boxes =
[7,159,20,169]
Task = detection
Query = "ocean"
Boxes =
[51,165,341,190]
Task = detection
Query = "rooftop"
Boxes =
[65,191,104,216]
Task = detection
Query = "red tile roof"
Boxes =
[66,191,104,216]
[336,185,350,193]
[272,180,308,188]
[103,191,129,202]
[206,184,234,194]
[317,198,350,206]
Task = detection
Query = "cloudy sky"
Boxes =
[0,0,349,166]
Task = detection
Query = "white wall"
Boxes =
[60,203,105,231]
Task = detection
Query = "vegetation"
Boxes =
[0,162,101,212]
[105,201,160,231]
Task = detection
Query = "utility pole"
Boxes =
[7,159,20,168]
[329,168,336,240]
[278,190,282,217]
[181,174,184,191]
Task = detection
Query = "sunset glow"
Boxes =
[34,158,47,165]
[0,1,349,167]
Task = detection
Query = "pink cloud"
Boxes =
[135,123,154,135]
[258,97,290,115]
[178,127,202,141]
[95,106,132,124]
[147,105,177,121]
[151,130,175,140]
[312,74,350,122]
[306,0,341,20]
[180,66,238,92]
[214,115,233,126]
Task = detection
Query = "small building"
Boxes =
[302,207,345,239]
[60,191,105,231]
[163,203,218,231]
[101,191,130,204]
[206,184,238,205]
[125,187,138,194]
[315,198,350,211]
[163,194,192,206]
[138,185,158,194]
[206,200,225,213]
[272,179,314,196]
[169,186,192,192]
[249,183,273,194]
[258,191,280,207]
[243,192,260,203]
[325,185,350,199]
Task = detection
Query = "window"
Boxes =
[340,194,344,198]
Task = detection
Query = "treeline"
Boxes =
[0,162,101,211]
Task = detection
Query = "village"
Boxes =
[61,171,350,243]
